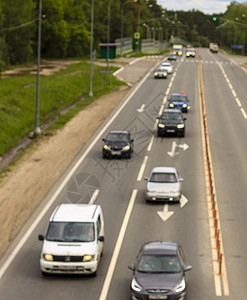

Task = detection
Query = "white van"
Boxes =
[38,203,104,276]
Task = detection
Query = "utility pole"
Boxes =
[34,0,42,137]
[89,0,94,96]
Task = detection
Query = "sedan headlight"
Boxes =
[44,254,53,261]
[158,123,165,128]
[182,104,187,108]
[103,144,109,150]
[123,145,130,151]
[177,124,184,129]
[174,278,186,293]
[163,72,167,76]
[131,278,143,292]
[154,72,158,76]
[169,103,174,107]
[83,255,94,262]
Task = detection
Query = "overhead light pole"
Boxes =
[34,0,42,136]
[89,0,94,96]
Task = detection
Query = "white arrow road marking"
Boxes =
[178,143,189,151]
[157,204,174,222]
[168,142,189,157]
[167,141,177,157]
[137,104,145,112]
[180,194,188,208]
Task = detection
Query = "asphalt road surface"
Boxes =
[0,48,246,300]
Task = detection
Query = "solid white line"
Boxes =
[158,104,165,115]
[88,189,100,204]
[137,156,148,181]
[113,67,124,76]
[99,189,138,300]
[0,62,153,280]
[147,136,154,152]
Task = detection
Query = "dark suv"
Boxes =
[157,109,186,137]
[102,131,134,159]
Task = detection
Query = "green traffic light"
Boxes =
[213,16,217,21]
[135,41,139,45]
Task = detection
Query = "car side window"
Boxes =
[97,216,101,237]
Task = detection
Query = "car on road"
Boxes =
[168,92,190,113]
[186,48,196,58]
[153,67,168,79]
[167,53,177,61]
[144,167,183,202]
[102,130,134,159]
[128,241,192,300]
[157,109,186,137]
[160,62,173,74]
[38,204,104,276]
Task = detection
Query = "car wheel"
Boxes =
[157,130,162,137]
[126,152,131,159]
[41,270,49,277]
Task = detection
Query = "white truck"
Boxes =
[172,44,183,56]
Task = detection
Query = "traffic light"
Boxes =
[135,40,139,46]
[212,16,217,21]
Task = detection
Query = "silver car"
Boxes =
[144,167,183,202]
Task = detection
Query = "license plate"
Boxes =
[111,151,121,155]
[167,129,175,133]
[149,295,167,299]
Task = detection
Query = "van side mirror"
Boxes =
[128,264,135,271]
[102,138,106,142]
[38,234,44,241]
[98,236,104,242]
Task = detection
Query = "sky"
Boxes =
[156,0,247,14]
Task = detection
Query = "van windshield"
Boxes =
[46,222,95,242]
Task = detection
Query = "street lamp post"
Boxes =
[34,0,42,137]
[106,0,112,70]
[89,0,94,96]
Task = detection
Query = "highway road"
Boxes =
[0,48,246,300]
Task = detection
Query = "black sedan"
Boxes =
[102,130,133,159]
[128,241,192,300]
[157,109,186,137]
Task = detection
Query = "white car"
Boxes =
[38,203,104,276]
[160,62,173,74]
[144,167,183,202]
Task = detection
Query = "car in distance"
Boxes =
[128,241,192,300]
[38,203,104,276]
[153,67,168,79]
[160,62,173,74]
[167,53,177,61]
[157,109,186,137]
[102,130,133,159]
[144,167,183,202]
[185,48,196,58]
[168,92,190,113]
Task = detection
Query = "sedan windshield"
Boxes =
[161,112,183,120]
[137,255,181,273]
[150,172,177,183]
[170,96,187,102]
[107,133,128,142]
[46,222,95,242]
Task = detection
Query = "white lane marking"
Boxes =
[137,156,148,181]
[235,97,241,107]
[113,67,124,76]
[167,141,177,157]
[241,108,247,119]
[147,136,154,152]
[0,62,153,280]
[158,104,165,115]
[88,189,100,204]
[157,204,174,222]
[217,61,246,121]
[99,189,138,300]
[137,104,145,112]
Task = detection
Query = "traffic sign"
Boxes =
[134,32,140,39]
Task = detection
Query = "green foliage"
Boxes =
[0,61,125,155]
